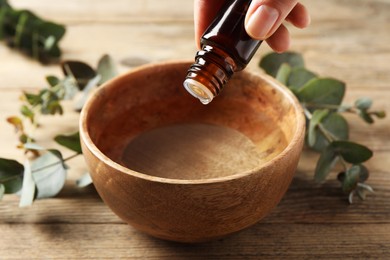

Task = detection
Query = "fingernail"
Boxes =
[246,5,279,39]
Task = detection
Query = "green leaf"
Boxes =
[31,152,67,199]
[308,109,329,147]
[46,100,63,115]
[312,113,349,151]
[19,160,35,207]
[24,92,42,106]
[36,21,66,43]
[97,54,118,85]
[259,52,304,77]
[3,176,23,194]
[297,78,345,106]
[332,141,373,164]
[61,61,96,90]
[314,145,339,182]
[0,183,4,201]
[19,133,30,144]
[373,110,386,119]
[0,8,7,39]
[358,110,374,124]
[46,75,60,87]
[0,158,24,181]
[0,0,10,8]
[287,67,317,91]
[54,132,82,154]
[355,97,372,110]
[20,104,35,122]
[76,172,93,188]
[356,164,369,182]
[275,63,291,85]
[342,165,363,193]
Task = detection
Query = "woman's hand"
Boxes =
[194,0,310,52]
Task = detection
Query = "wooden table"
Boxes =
[1,0,389,258]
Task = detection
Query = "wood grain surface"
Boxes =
[1,0,390,258]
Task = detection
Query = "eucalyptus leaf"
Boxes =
[54,132,82,154]
[36,21,66,43]
[331,141,373,164]
[287,67,317,90]
[61,61,96,90]
[314,145,339,182]
[6,116,23,131]
[0,0,10,8]
[259,51,304,77]
[308,109,329,147]
[76,172,93,188]
[355,97,372,110]
[312,113,349,151]
[356,164,369,182]
[19,160,35,207]
[3,176,23,194]
[20,104,34,122]
[23,142,45,151]
[297,78,345,106]
[46,75,60,87]
[0,158,24,181]
[73,74,101,111]
[24,92,42,106]
[47,149,67,169]
[358,110,374,124]
[373,111,386,119]
[342,165,362,193]
[19,133,30,144]
[0,148,24,194]
[0,183,4,201]
[97,54,118,85]
[0,8,7,39]
[357,182,374,193]
[275,63,291,85]
[61,76,80,100]
[31,152,67,199]
[356,187,367,200]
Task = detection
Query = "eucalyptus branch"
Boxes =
[259,51,384,203]
[303,107,349,172]
[0,152,80,184]
[0,0,66,63]
[1,54,116,206]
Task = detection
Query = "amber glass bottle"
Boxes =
[183,0,262,104]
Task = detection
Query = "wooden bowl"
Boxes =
[79,60,305,243]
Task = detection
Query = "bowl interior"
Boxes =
[82,61,302,181]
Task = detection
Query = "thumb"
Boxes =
[245,0,298,40]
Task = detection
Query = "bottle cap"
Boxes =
[183,78,214,105]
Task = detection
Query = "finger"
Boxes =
[265,24,290,53]
[194,0,226,48]
[285,2,311,28]
[245,0,299,40]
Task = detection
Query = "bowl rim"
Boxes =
[79,60,305,185]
